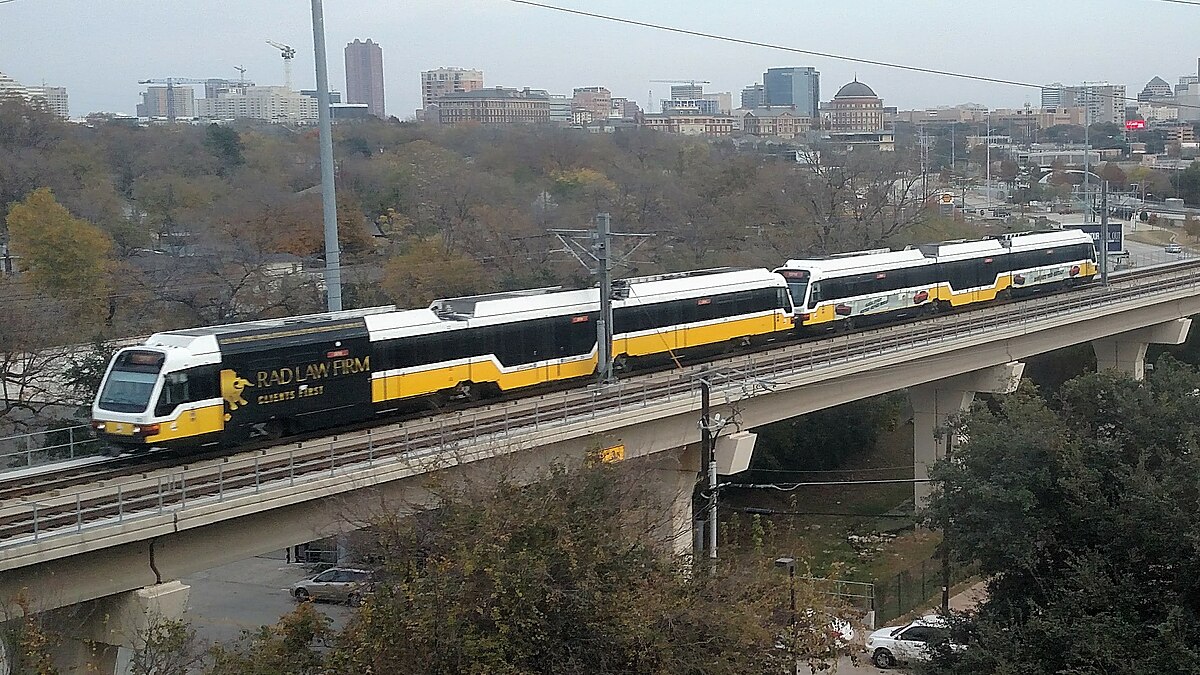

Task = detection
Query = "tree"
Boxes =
[130,617,205,675]
[1171,161,1200,206]
[379,237,489,308]
[1099,161,1127,189]
[6,188,113,315]
[203,124,245,175]
[322,462,847,675]
[924,362,1200,673]
[206,603,329,675]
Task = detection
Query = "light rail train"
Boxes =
[91,230,1098,452]
[776,229,1097,330]
[92,268,793,449]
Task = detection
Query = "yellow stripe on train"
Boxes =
[371,312,790,403]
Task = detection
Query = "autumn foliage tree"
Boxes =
[6,188,114,324]
[320,462,849,675]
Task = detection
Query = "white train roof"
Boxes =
[780,249,929,275]
[919,239,1006,261]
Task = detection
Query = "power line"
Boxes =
[509,0,1036,90]
[508,0,1200,112]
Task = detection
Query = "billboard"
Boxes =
[1078,223,1123,253]
[1125,119,1146,130]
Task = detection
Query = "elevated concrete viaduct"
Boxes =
[2,263,1199,673]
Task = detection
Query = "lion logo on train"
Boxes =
[220,369,254,421]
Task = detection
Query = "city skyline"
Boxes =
[2,0,1199,118]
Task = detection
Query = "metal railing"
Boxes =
[0,425,99,471]
[4,262,1200,550]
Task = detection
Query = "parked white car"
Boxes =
[865,614,961,669]
[1165,243,1183,254]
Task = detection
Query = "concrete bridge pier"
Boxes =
[1092,318,1192,380]
[643,445,703,557]
[47,581,190,674]
[909,362,1026,511]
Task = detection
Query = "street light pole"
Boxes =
[310,0,342,311]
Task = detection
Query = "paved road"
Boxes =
[182,552,350,646]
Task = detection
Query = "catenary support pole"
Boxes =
[1101,181,1109,285]
[311,0,342,311]
[596,213,613,384]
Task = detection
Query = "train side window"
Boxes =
[186,365,219,401]
[808,282,821,309]
[155,372,189,416]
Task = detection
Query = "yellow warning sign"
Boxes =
[599,444,626,463]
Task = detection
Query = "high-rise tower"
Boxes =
[345,39,385,119]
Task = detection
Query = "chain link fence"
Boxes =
[872,556,977,625]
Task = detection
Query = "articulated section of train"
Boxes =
[91,230,1097,451]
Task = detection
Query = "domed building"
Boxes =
[827,79,884,132]
[823,78,894,151]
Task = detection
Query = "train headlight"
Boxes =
[132,424,160,436]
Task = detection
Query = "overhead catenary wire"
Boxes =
[507,0,1200,112]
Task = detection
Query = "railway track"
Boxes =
[2,260,1198,546]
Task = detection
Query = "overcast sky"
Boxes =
[1,0,1197,118]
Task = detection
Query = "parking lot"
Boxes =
[182,552,351,646]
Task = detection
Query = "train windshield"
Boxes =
[97,350,165,413]
[778,269,811,307]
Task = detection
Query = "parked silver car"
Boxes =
[290,567,373,606]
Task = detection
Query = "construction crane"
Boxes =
[266,40,297,91]
[137,77,206,123]
[234,65,248,85]
[650,79,711,86]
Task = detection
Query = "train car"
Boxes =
[91,267,793,450]
[777,229,1097,331]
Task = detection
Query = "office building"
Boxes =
[300,89,342,104]
[1138,76,1173,102]
[1041,83,1064,108]
[420,67,484,108]
[137,86,196,119]
[642,113,734,136]
[0,71,68,118]
[1054,83,1127,125]
[739,108,810,138]
[345,39,386,118]
[740,83,765,109]
[763,67,819,117]
[436,87,550,125]
[670,83,704,100]
[572,86,611,120]
[195,86,318,122]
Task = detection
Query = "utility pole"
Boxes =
[985,112,991,212]
[1083,90,1092,225]
[310,0,342,311]
[549,215,653,384]
[1101,181,1110,285]
[699,370,718,564]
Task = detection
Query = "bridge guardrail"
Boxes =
[3,261,1200,551]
